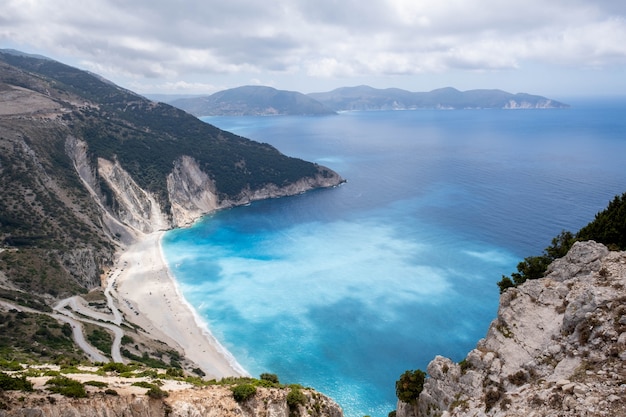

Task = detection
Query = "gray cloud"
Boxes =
[1,0,625,94]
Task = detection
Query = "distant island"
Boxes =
[163,85,568,116]
[169,85,337,116]
[309,85,569,111]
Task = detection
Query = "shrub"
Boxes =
[395,369,426,404]
[507,371,527,386]
[498,231,574,292]
[132,381,157,389]
[0,372,33,392]
[45,376,87,398]
[147,386,169,399]
[0,360,23,371]
[459,359,472,374]
[484,388,502,411]
[286,386,307,409]
[100,362,132,374]
[498,193,626,292]
[84,380,108,388]
[231,383,257,402]
[577,193,626,250]
[260,373,280,385]
[166,367,184,378]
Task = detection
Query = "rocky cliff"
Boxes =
[0,370,343,417]
[397,241,626,417]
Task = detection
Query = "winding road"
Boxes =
[53,294,125,363]
[1,297,123,363]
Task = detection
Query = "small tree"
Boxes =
[286,386,307,409]
[395,369,426,404]
[260,373,280,384]
[231,383,257,402]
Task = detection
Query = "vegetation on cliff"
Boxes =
[497,192,626,292]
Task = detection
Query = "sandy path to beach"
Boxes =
[112,231,247,379]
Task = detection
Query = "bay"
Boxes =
[162,99,626,417]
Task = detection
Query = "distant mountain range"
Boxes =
[309,85,569,111]
[164,85,568,116]
[170,86,336,116]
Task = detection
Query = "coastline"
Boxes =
[113,230,248,379]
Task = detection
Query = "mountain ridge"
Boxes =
[164,84,567,115]
[170,85,337,116]
[308,85,569,111]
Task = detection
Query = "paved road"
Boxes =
[54,295,125,363]
[1,299,113,363]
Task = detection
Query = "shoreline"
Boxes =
[113,230,248,379]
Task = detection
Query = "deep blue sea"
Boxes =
[162,98,626,417]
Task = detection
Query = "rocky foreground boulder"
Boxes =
[398,241,626,417]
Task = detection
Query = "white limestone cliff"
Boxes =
[68,137,343,238]
[397,241,626,417]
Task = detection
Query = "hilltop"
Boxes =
[170,85,337,116]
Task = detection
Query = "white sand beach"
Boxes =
[113,231,247,379]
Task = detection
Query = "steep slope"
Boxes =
[0,50,343,310]
[308,85,569,111]
[396,241,626,417]
[171,85,337,116]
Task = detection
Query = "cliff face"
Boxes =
[397,241,626,417]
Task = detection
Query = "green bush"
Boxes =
[577,193,626,250]
[166,367,184,378]
[100,362,132,374]
[395,369,426,404]
[84,380,108,388]
[231,383,257,402]
[498,193,626,292]
[132,381,157,389]
[192,367,206,377]
[260,372,280,385]
[286,386,307,409]
[0,360,22,371]
[45,376,87,398]
[147,386,169,399]
[0,372,33,391]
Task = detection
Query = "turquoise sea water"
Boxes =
[162,99,626,417]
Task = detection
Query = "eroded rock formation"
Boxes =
[397,241,626,417]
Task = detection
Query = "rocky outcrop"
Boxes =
[167,155,220,226]
[102,153,343,231]
[0,384,343,417]
[397,241,626,417]
[221,167,345,209]
[97,158,171,234]
[65,136,138,245]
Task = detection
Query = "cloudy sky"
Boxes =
[2,1,626,98]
